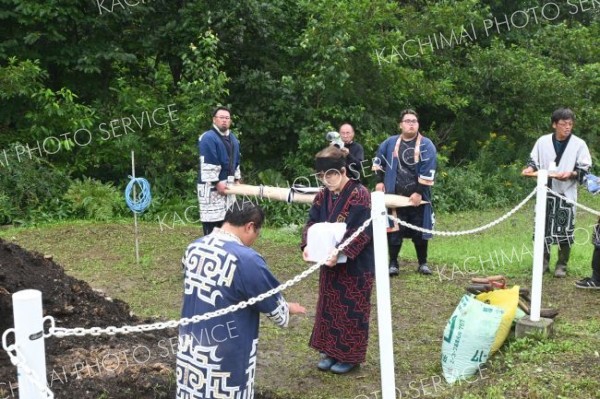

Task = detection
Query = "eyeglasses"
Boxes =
[215,115,231,120]
[402,119,418,124]
[315,170,341,181]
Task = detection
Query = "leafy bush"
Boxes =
[430,132,533,213]
[260,200,310,227]
[0,144,73,225]
[64,178,126,221]
[0,192,15,225]
[434,162,532,213]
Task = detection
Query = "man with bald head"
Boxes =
[338,123,364,181]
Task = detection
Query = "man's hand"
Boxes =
[409,192,422,207]
[375,183,385,192]
[553,171,574,181]
[288,302,306,315]
[216,180,228,194]
[522,166,535,176]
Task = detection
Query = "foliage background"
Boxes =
[0,0,598,224]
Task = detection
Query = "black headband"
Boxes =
[315,157,345,173]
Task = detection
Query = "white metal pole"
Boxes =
[13,289,47,399]
[371,192,396,399]
[530,169,548,321]
[131,150,140,265]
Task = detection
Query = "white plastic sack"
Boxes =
[441,294,504,384]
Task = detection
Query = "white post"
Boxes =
[371,192,396,399]
[13,289,47,398]
[131,150,140,265]
[530,170,548,322]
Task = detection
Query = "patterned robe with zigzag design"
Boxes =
[527,132,592,245]
[197,128,242,223]
[177,231,289,399]
[301,180,375,363]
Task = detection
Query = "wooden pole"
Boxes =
[132,151,140,265]
[224,184,427,208]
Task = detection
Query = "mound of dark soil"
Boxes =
[0,238,177,398]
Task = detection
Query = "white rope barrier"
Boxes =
[546,188,600,217]
[389,187,537,236]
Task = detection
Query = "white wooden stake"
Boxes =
[13,289,47,399]
[530,169,548,321]
[132,151,140,265]
[371,192,396,398]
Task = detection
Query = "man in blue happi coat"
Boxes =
[177,201,305,399]
[374,109,437,276]
[198,106,242,236]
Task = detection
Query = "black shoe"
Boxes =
[575,277,600,290]
[389,260,399,277]
[417,264,432,275]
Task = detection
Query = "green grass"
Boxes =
[2,198,600,398]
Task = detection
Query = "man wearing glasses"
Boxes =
[374,109,437,276]
[198,106,242,236]
[522,108,592,278]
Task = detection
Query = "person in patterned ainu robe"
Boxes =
[522,107,592,277]
[177,201,305,398]
[373,109,437,276]
[301,146,375,374]
[197,106,241,236]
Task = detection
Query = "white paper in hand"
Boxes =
[306,222,348,263]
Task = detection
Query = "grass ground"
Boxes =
[2,196,600,399]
